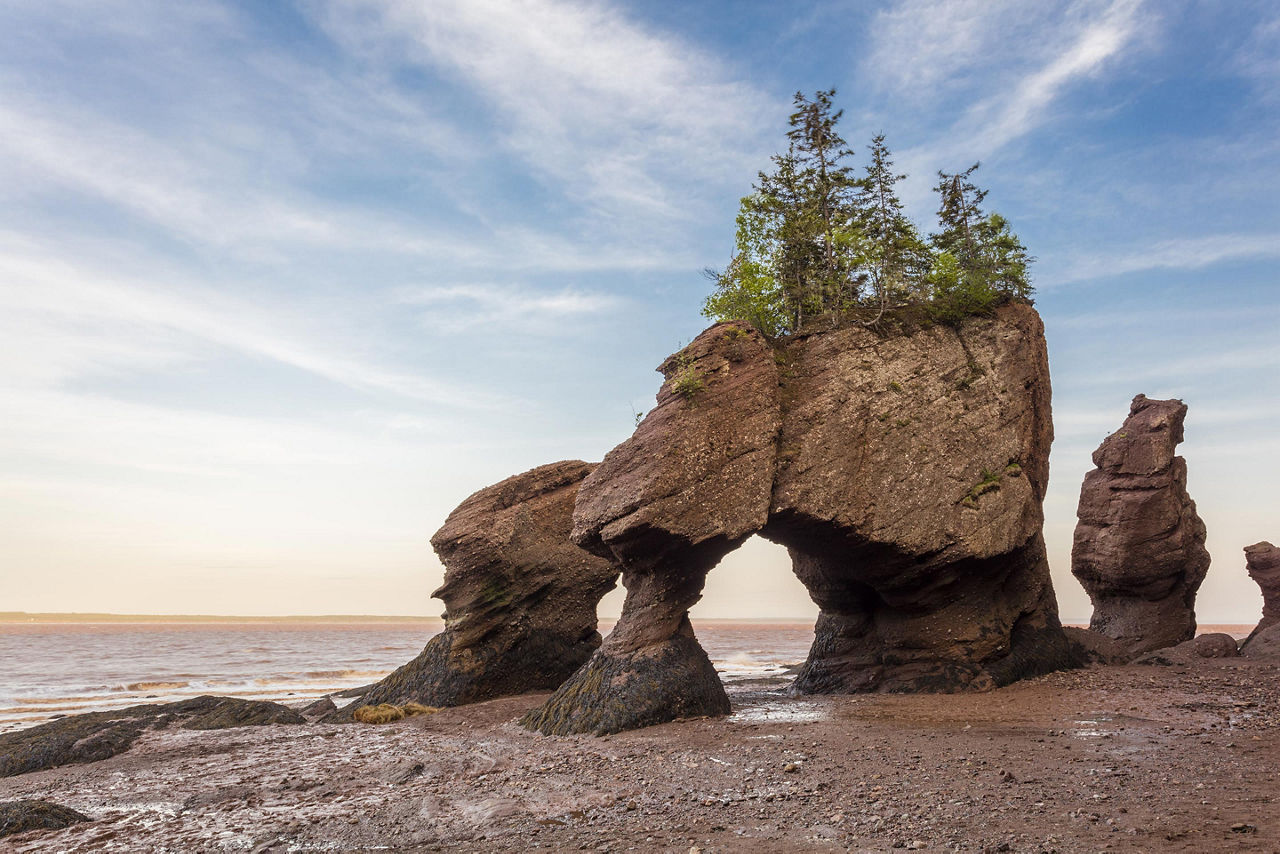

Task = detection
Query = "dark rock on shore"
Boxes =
[1071,395,1210,657]
[337,461,618,719]
[527,304,1075,735]
[526,323,779,735]
[1242,622,1280,659]
[0,800,91,838]
[1244,541,1280,644]
[298,695,337,720]
[1062,626,1131,665]
[0,696,303,777]
[1133,633,1240,666]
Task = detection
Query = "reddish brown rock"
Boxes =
[524,322,780,735]
[1244,541,1280,644]
[526,305,1074,735]
[1071,395,1210,657]
[767,302,1070,693]
[346,461,617,715]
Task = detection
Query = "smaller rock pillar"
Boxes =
[1071,395,1210,656]
[1244,541,1280,645]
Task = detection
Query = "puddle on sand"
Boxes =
[1072,718,1113,738]
[730,699,827,724]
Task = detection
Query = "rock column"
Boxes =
[1071,395,1210,656]
[1244,541,1280,644]
[523,323,781,735]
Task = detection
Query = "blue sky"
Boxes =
[1,0,1276,622]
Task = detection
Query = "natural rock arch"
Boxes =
[524,304,1075,736]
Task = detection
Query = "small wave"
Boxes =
[302,669,384,680]
[125,681,190,691]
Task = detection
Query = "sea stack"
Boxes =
[526,302,1073,736]
[1071,395,1210,656]
[1244,541,1280,645]
[344,461,618,713]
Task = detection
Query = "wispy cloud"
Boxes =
[957,0,1146,153]
[1045,232,1280,285]
[872,0,1149,193]
[316,0,778,221]
[398,282,623,334]
[1232,10,1280,93]
[0,237,505,408]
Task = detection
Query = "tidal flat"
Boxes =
[2,658,1277,853]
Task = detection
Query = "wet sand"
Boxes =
[2,655,1277,852]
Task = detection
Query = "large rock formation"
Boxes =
[346,461,618,714]
[765,302,1067,694]
[1071,395,1210,656]
[524,324,780,735]
[1244,541,1280,645]
[526,303,1074,735]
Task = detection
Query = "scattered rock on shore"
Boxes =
[0,696,304,778]
[1133,633,1239,665]
[0,800,91,838]
[1242,622,1280,659]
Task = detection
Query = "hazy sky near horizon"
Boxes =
[1,0,1277,623]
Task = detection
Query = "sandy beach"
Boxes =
[2,654,1277,853]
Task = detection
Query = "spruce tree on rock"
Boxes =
[855,134,931,318]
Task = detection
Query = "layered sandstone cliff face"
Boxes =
[1244,541,1280,645]
[344,461,617,714]
[525,303,1074,736]
[1070,396,1210,657]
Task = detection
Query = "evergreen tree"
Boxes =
[783,88,862,316]
[931,163,988,273]
[928,163,1032,320]
[855,134,931,317]
[703,90,1034,335]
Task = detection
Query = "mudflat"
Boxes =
[1,659,1276,853]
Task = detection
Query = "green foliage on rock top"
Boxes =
[702,89,1033,336]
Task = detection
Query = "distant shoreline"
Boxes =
[0,612,818,625]
[0,612,444,625]
[0,612,1255,634]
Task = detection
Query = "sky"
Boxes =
[1,0,1277,624]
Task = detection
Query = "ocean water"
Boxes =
[0,619,817,733]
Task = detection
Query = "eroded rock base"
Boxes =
[520,626,729,736]
[788,539,1076,694]
[333,626,602,720]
